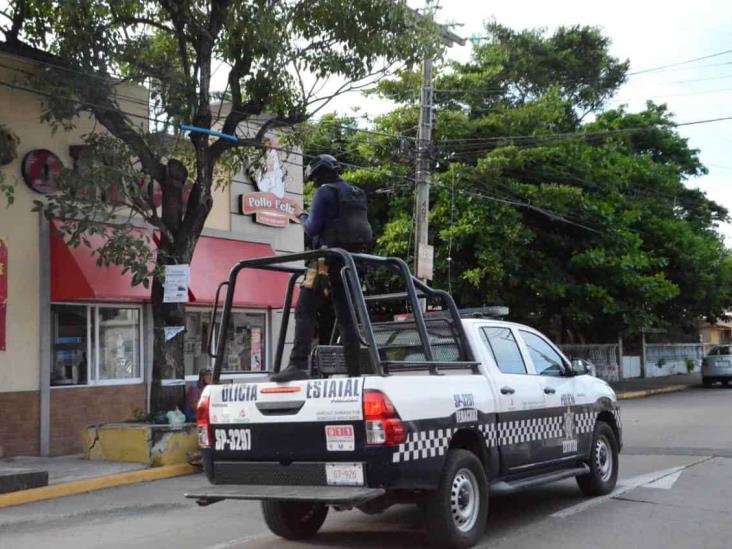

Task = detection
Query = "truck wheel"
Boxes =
[261,500,328,540]
[576,421,619,496]
[421,449,488,549]
[703,378,714,388]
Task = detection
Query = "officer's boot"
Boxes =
[269,364,309,382]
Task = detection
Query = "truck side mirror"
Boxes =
[571,358,592,376]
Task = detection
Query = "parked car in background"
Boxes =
[702,346,732,387]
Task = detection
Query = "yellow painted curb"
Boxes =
[617,384,692,400]
[0,463,198,509]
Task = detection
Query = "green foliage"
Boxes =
[304,23,732,343]
[127,407,151,423]
[3,0,438,277]
[0,124,19,206]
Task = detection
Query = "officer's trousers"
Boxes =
[289,265,361,377]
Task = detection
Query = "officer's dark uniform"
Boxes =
[270,155,372,382]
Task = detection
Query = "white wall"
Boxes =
[0,51,149,393]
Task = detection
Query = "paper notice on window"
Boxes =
[164,326,185,341]
[250,328,262,371]
[164,264,190,303]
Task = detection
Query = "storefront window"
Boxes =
[98,308,141,380]
[51,304,142,387]
[184,310,266,377]
[184,310,212,377]
[51,305,89,386]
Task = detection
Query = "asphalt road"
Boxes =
[2,385,731,549]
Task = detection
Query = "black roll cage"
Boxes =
[209,248,478,382]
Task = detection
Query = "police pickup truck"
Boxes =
[186,250,621,549]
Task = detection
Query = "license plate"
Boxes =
[325,463,364,486]
[214,428,252,451]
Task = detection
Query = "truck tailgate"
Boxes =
[208,378,364,461]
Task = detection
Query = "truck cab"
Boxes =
[186,250,621,549]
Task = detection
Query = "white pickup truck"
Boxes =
[186,250,621,549]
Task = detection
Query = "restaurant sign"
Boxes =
[238,192,301,228]
[0,238,7,351]
[238,138,302,228]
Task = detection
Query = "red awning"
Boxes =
[51,221,291,309]
[51,222,151,303]
[188,235,290,309]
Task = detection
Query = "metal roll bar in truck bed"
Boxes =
[208,248,478,381]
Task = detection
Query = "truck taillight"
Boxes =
[196,395,211,448]
[363,390,406,445]
[702,358,709,368]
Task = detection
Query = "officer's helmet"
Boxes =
[305,154,340,183]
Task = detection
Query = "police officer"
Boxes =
[270,154,372,382]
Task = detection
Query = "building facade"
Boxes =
[0,47,303,457]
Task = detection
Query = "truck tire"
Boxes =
[421,449,488,549]
[703,378,714,388]
[576,421,619,496]
[261,500,328,540]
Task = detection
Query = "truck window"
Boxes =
[520,330,564,376]
[481,327,527,374]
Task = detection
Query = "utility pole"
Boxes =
[413,44,434,281]
[412,3,464,281]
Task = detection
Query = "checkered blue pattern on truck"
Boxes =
[576,411,598,435]
[478,422,498,447]
[392,410,601,463]
[392,427,455,463]
[612,408,622,430]
[497,416,564,446]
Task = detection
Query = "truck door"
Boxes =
[517,329,582,464]
[478,325,548,473]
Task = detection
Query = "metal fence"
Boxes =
[559,342,715,381]
[643,343,711,377]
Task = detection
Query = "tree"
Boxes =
[0,124,19,201]
[1,0,439,411]
[304,23,732,342]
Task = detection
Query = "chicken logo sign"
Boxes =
[238,138,302,228]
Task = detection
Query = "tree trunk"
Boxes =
[149,159,193,416]
[148,158,212,416]
[149,268,187,416]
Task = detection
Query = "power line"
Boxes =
[444,186,605,235]
[435,115,732,153]
[0,76,418,185]
[5,70,731,208]
[0,55,153,110]
[1,52,413,145]
[609,86,732,104]
[429,71,732,101]
[628,48,732,76]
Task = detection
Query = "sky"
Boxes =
[327,0,732,243]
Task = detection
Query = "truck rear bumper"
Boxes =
[185,485,385,506]
[208,460,369,486]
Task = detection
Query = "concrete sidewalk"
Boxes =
[0,455,197,509]
[610,373,700,400]
[0,454,146,486]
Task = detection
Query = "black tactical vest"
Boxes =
[318,182,373,252]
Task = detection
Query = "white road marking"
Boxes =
[643,469,683,490]
[552,456,711,519]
